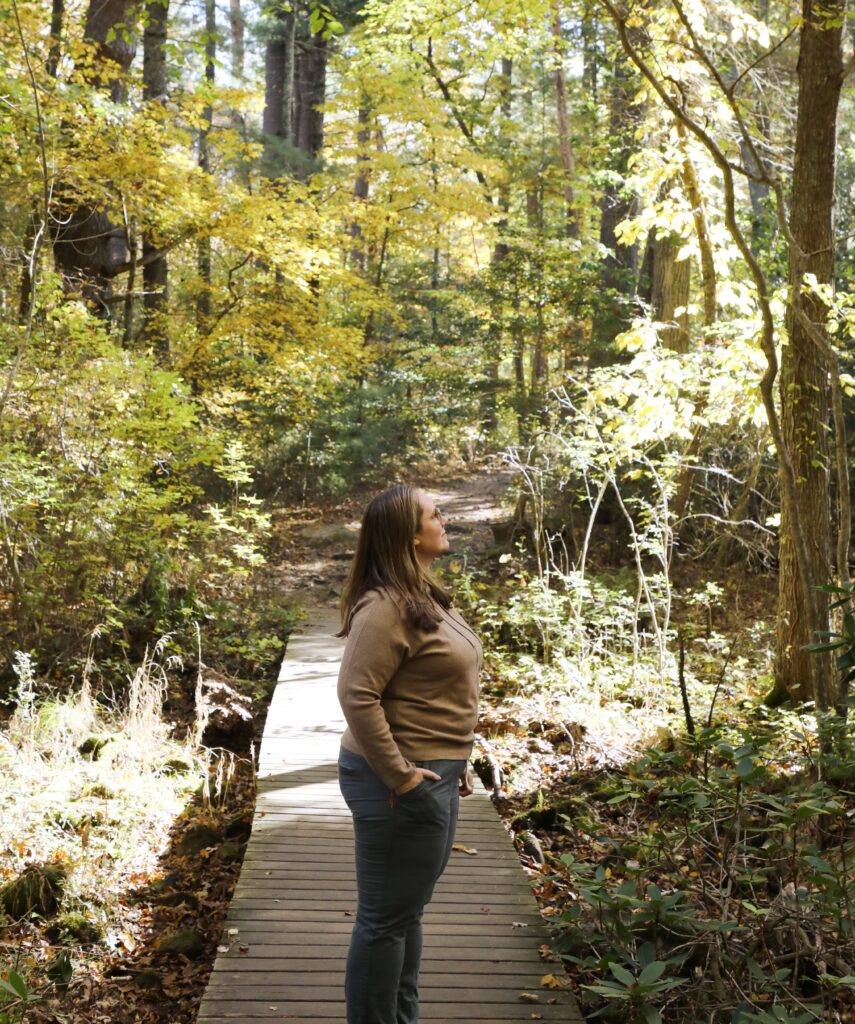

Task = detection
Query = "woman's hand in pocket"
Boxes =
[396,768,441,795]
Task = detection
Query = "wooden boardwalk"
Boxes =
[197,608,582,1023]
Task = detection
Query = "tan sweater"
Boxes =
[337,587,482,790]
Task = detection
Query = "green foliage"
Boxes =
[804,581,855,692]
[581,947,686,1023]
[0,965,39,1022]
[551,719,855,1022]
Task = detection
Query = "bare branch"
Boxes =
[670,0,775,194]
[730,26,798,96]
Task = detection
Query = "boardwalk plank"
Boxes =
[197,609,582,1024]
[204,958,548,973]
[199,1004,571,1020]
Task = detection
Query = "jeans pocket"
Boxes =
[398,779,428,800]
[396,780,447,830]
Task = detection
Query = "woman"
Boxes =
[336,484,483,1024]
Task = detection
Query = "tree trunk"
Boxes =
[229,0,244,80]
[551,4,578,239]
[82,0,137,102]
[281,6,297,148]
[47,0,64,77]
[20,0,63,318]
[528,187,547,389]
[263,27,285,140]
[590,51,640,363]
[263,0,297,174]
[512,285,528,442]
[197,0,215,327]
[649,228,690,353]
[350,104,370,269]
[670,120,717,525]
[581,0,598,101]
[294,29,327,176]
[142,0,170,357]
[52,0,137,309]
[676,121,716,330]
[773,0,844,706]
[482,57,512,434]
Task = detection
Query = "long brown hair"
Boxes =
[338,484,451,636]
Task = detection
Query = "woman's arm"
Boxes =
[337,590,421,791]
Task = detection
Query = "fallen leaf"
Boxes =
[540,973,564,989]
[239,945,249,953]
[216,945,229,953]
[519,992,539,1002]
[512,921,529,928]
[227,928,239,936]
[452,843,477,855]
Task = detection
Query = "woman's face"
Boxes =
[414,491,449,566]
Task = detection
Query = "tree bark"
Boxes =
[47,0,64,77]
[52,0,136,308]
[512,284,528,442]
[670,120,717,525]
[263,0,297,173]
[590,50,640,363]
[774,0,844,705]
[142,0,169,356]
[229,0,244,80]
[263,25,285,139]
[197,0,215,327]
[551,3,578,239]
[350,103,370,269]
[280,6,297,148]
[649,227,690,353]
[528,186,548,388]
[82,0,137,102]
[676,121,716,330]
[294,28,327,176]
[482,57,512,434]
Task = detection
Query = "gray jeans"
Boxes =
[338,747,466,1024]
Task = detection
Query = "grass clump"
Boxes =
[0,864,66,920]
[0,639,242,1010]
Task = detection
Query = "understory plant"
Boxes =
[553,720,855,1022]
[0,635,249,1007]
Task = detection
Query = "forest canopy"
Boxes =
[2,0,854,705]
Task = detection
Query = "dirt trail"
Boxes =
[274,466,517,610]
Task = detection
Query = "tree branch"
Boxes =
[598,0,827,705]
[421,38,493,201]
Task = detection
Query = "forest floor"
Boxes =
[1,461,525,1024]
[5,462,854,1023]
